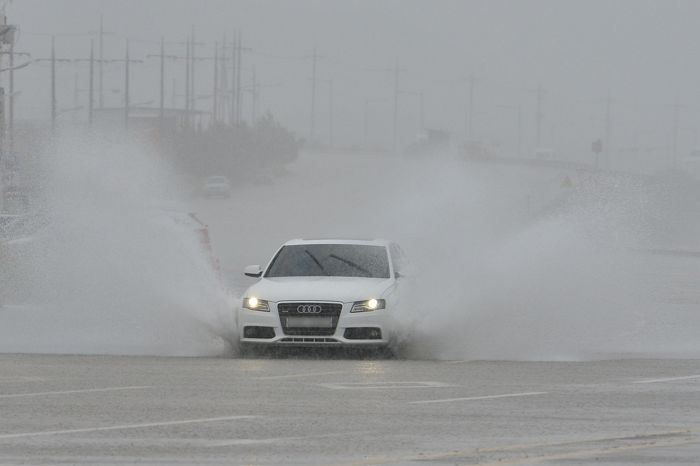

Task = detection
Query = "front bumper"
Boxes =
[238,301,393,347]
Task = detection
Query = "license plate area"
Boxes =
[285,316,333,328]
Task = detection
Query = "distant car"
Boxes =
[237,238,407,354]
[202,176,231,198]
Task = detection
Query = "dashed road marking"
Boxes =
[0,376,45,383]
[318,381,452,390]
[207,430,372,447]
[409,391,548,404]
[633,374,700,384]
[0,415,259,440]
[254,371,346,380]
[0,386,153,399]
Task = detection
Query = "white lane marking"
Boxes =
[442,360,470,364]
[319,381,452,390]
[0,386,153,399]
[207,430,374,447]
[0,415,259,440]
[409,391,548,404]
[254,371,346,380]
[633,374,700,384]
[208,438,281,446]
[0,376,45,383]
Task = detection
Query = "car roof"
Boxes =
[284,238,391,247]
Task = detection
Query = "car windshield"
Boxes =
[265,244,390,278]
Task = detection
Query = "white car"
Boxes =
[237,239,407,353]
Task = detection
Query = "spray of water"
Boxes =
[0,132,235,356]
[201,150,700,361]
[3,137,698,360]
[380,159,700,360]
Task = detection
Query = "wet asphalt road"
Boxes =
[0,354,698,465]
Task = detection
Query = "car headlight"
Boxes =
[243,296,270,312]
[351,298,385,313]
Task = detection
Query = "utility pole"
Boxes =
[124,40,129,129]
[91,15,115,109]
[534,83,545,148]
[363,99,371,150]
[230,34,236,125]
[3,48,32,149]
[212,41,218,124]
[232,33,251,125]
[308,47,323,143]
[249,67,258,123]
[236,31,242,124]
[72,73,78,123]
[159,36,164,130]
[516,104,522,157]
[98,14,105,108]
[392,60,399,152]
[419,91,424,130]
[219,35,228,124]
[51,35,56,129]
[184,34,190,127]
[88,39,94,124]
[329,78,334,148]
[190,25,196,128]
[8,24,14,150]
[99,15,103,108]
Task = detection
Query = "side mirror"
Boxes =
[244,265,263,278]
[394,271,403,279]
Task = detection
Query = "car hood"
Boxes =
[245,276,394,303]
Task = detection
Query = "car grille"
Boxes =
[278,302,342,336]
[280,337,339,343]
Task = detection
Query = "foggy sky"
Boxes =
[6,0,700,162]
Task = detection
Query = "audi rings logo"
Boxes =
[297,304,323,314]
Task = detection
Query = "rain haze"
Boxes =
[1,1,700,465]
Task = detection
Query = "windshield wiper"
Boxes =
[328,254,372,277]
[305,249,328,275]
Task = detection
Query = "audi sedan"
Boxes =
[236,238,406,354]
